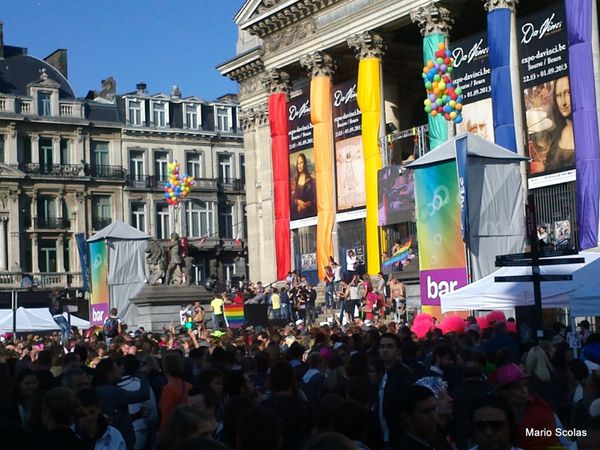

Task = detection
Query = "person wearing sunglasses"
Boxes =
[469,393,522,450]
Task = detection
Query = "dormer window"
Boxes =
[128,100,142,126]
[217,107,230,132]
[38,91,52,116]
[153,102,166,127]
[185,104,198,129]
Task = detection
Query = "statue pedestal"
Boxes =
[131,284,213,331]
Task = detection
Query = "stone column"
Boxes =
[482,0,524,154]
[411,3,454,149]
[31,233,39,273]
[30,134,39,164]
[239,108,261,282]
[261,69,293,281]
[52,136,61,166]
[7,189,21,271]
[5,123,18,165]
[0,217,7,271]
[255,104,277,284]
[56,234,65,273]
[299,51,337,280]
[73,128,84,167]
[31,190,38,227]
[347,30,387,275]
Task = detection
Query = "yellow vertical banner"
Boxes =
[310,75,335,280]
[357,57,382,275]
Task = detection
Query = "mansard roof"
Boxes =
[0,47,77,99]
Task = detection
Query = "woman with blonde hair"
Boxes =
[525,346,563,415]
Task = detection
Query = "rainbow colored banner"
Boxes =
[89,240,109,326]
[414,161,468,305]
[224,304,245,328]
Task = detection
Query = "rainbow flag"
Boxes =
[383,239,412,267]
[224,304,245,328]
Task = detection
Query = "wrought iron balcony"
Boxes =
[89,164,126,179]
[19,163,83,177]
[33,217,71,230]
[217,178,244,191]
[126,174,218,191]
[92,218,112,230]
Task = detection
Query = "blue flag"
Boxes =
[455,136,469,242]
[75,233,90,291]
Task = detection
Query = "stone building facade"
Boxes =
[219,0,597,313]
[0,24,246,290]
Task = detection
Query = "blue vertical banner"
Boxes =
[455,136,469,242]
[488,7,517,152]
[75,233,89,291]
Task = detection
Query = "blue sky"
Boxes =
[1,0,243,100]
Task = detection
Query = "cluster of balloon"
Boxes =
[422,43,464,124]
[164,161,196,206]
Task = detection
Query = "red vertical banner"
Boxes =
[269,93,292,279]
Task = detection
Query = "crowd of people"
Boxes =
[2,304,600,450]
[197,264,408,331]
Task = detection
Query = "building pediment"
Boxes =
[0,164,26,178]
[236,0,341,38]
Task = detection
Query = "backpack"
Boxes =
[103,317,119,337]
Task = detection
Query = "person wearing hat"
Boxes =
[494,363,574,449]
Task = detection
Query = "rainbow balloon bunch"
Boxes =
[164,161,195,206]
[422,43,464,124]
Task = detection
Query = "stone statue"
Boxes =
[165,233,182,285]
[182,256,195,286]
[145,240,167,285]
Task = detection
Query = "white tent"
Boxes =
[0,307,90,333]
[440,252,600,313]
[88,221,150,327]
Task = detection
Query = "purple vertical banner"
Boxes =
[566,0,600,249]
[455,136,469,242]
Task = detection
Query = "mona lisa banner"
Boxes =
[89,240,109,326]
[288,93,317,226]
[518,3,574,187]
[268,92,291,279]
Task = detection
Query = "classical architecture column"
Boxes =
[56,234,65,273]
[7,189,21,271]
[52,136,61,165]
[254,105,277,283]
[411,2,454,150]
[5,123,18,165]
[300,51,337,280]
[73,128,84,166]
[482,0,525,155]
[261,69,293,281]
[30,134,39,164]
[31,233,40,273]
[347,31,386,275]
[0,217,7,271]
